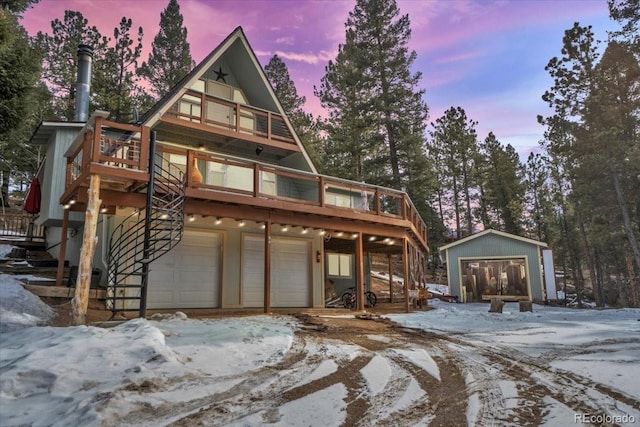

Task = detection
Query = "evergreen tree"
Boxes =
[477,133,525,235]
[138,0,194,100]
[35,10,108,120]
[94,17,143,122]
[265,54,323,167]
[315,29,376,181]
[1,0,39,14]
[0,6,47,205]
[429,107,478,238]
[542,22,640,306]
[608,0,639,55]
[315,0,435,230]
[523,152,552,242]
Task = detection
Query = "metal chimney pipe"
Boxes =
[74,44,93,122]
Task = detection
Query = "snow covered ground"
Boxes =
[1,243,639,426]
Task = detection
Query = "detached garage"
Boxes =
[440,229,552,302]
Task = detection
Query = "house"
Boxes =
[28,27,429,316]
[439,229,555,303]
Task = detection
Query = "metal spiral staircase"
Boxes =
[106,143,186,318]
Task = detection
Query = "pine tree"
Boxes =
[608,0,639,55]
[264,55,323,168]
[0,6,48,206]
[429,107,478,238]
[34,10,108,120]
[138,0,194,100]
[94,17,143,122]
[477,132,525,235]
[542,21,640,306]
[315,0,435,228]
[315,33,374,181]
[523,152,552,241]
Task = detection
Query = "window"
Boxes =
[260,171,277,195]
[327,253,352,278]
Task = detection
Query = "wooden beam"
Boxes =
[56,208,70,286]
[264,218,271,314]
[23,283,106,299]
[356,232,365,311]
[403,238,410,313]
[71,174,101,325]
[388,254,394,303]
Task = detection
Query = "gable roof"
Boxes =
[140,26,317,173]
[439,229,548,251]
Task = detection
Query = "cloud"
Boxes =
[434,50,485,65]
[255,49,337,65]
[276,36,295,45]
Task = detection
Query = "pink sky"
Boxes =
[21,0,614,158]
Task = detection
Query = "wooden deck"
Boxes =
[61,118,430,253]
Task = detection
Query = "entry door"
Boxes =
[242,235,311,307]
[147,230,221,309]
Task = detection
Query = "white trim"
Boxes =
[439,229,548,251]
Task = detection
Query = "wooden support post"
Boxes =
[356,232,365,311]
[388,254,394,303]
[56,208,70,287]
[519,300,533,312]
[71,174,101,325]
[403,238,410,313]
[264,218,271,314]
[489,297,505,313]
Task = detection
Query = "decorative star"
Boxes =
[214,66,228,83]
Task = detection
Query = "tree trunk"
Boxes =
[626,254,639,308]
[608,156,640,283]
[1,170,10,207]
[71,175,102,325]
[578,211,602,307]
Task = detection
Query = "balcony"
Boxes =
[159,89,299,154]
[63,118,429,252]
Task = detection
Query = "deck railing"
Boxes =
[165,89,296,145]
[0,213,45,241]
[157,145,428,246]
[64,116,150,188]
[63,118,428,248]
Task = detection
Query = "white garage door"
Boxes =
[147,230,221,309]
[242,235,311,307]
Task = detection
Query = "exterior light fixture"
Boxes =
[198,144,206,151]
[368,236,377,242]
[301,227,308,234]
[63,203,71,210]
[351,233,358,239]
[188,215,196,222]
[100,205,108,213]
[160,213,169,219]
[281,225,289,232]
[255,145,264,156]
[319,229,326,236]
[260,223,266,229]
[215,217,222,225]
[336,231,344,237]
[238,220,245,227]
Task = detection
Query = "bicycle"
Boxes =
[341,287,377,309]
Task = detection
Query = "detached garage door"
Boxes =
[242,235,311,307]
[147,230,221,309]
